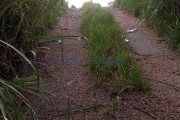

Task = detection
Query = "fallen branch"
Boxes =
[133,105,159,120]
[31,104,105,119]
[143,98,152,107]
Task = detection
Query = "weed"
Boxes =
[0,40,42,120]
[0,0,68,79]
[105,99,119,118]
[106,103,116,118]
[81,2,147,90]
[0,0,68,119]
[91,101,103,110]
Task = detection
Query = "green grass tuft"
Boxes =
[81,2,147,91]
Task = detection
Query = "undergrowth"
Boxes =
[114,0,180,50]
[0,0,68,119]
[0,0,67,79]
[81,2,147,92]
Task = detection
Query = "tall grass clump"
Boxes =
[0,0,67,119]
[115,0,180,50]
[0,0,67,79]
[81,2,147,91]
[114,0,144,17]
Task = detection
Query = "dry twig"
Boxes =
[133,104,159,120]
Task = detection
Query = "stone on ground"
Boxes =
[126,31,158,56]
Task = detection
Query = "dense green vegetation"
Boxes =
[0,0,67,79]
[115,0,180,50]
[81,2,147,92]
[0,0,67,119]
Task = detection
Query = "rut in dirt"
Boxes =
[29,8,115,120]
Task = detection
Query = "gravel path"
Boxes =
[29,7,180,120]
[110,7,180,119]
[30,9,114,120]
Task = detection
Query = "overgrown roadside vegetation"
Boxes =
[81,2,147,93]
[114,0,180,50]
[0,0,67,119]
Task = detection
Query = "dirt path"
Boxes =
[29,7,180,120]
[30,9,114,120]
[110,7,180,119]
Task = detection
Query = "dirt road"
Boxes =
[30,7,180,120]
